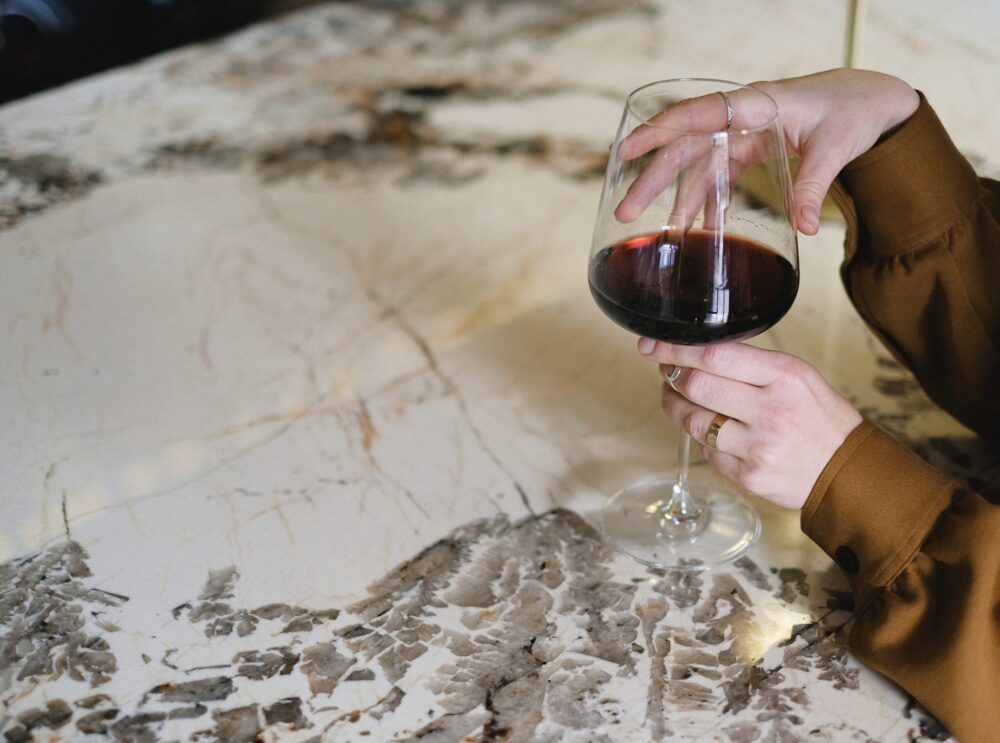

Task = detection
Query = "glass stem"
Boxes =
[662,431,702,525]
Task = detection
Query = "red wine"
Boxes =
[589,229,798,344]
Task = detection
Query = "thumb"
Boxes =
[791,146,845,235]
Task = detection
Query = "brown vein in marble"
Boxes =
[356,397,378,457]
[353,396,432,521]
[66,393,327,525]
[40,259,82,361]
[446,261,533,341]
[59,313,470,530]
[366,285,543,516]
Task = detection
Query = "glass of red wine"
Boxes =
[588,78,798,569]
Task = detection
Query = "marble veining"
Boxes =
[0,510,949,741]
[2,0,995,740]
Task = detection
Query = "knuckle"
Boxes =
[758,403,793,437]
[745,441,765,466]
[700,343,728,369]
[773,353,806,378]
[738,463,768,494]
[747,440,778,470]
[680,410,702,439]
[776,355,819,387]
[799,362,824,391]
[706,448,735,479]
[681,369,711,400]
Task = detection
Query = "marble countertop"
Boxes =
[3,1,998,741]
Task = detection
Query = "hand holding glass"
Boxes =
[588,79,799,569]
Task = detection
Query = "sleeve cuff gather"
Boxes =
[801,421,958,608]
[838,92,980,257]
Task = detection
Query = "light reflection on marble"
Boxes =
[1,0,993,740]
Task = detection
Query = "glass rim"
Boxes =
[625,77,779,135]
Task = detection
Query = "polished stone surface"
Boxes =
[3,1,996,740]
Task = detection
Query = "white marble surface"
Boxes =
[2,1,995,740]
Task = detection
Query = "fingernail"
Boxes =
[638,337,656,355]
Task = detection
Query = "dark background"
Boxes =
[0,0,316,104]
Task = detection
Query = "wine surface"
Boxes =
[589,229,798,344]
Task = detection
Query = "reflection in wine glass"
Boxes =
[588,79,798,570]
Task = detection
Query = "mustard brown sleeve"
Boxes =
[804,94,1000,742]
[832,93,1000,438]
[803,424,1000,743]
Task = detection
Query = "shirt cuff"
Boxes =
[801,421,957,608]
[838,93,980,257]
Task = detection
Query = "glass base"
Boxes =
[599,476,760,570]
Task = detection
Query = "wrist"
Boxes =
[877,75,919,140]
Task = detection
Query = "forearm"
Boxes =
[803,422,1000,742]
[832,94,1000,436]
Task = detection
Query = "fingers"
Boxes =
[619,89,767,160]
[646,334,863,510]
[660,383,750,458]
[659,363,762,423]
[616,138,716,226]
[617,93,731,160]
[615,92,744,223]
[617,122,678,162]
[638,337,788,387]
[616,125,772,224]
[673,158,749,232]
[614,142,692,223]
[791,134,847,235]
[701,445,744,486]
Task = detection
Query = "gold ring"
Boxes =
[706,412,730,449]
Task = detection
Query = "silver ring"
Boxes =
[666,365,683,390]
[706,413,729,449]
[717,91,733,131]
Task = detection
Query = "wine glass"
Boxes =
[588,78,798,570]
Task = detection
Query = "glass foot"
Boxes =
[599,476,760,570]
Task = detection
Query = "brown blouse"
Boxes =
[803,94,1000,743]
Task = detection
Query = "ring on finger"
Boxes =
[706,412,730,449]
[665,365,683,390]
[716,90,733,131]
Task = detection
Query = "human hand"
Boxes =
[616,69,919,235]
[752,69,919,234]
[637,337,863,509]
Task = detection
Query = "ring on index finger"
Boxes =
[706,412,730,449]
